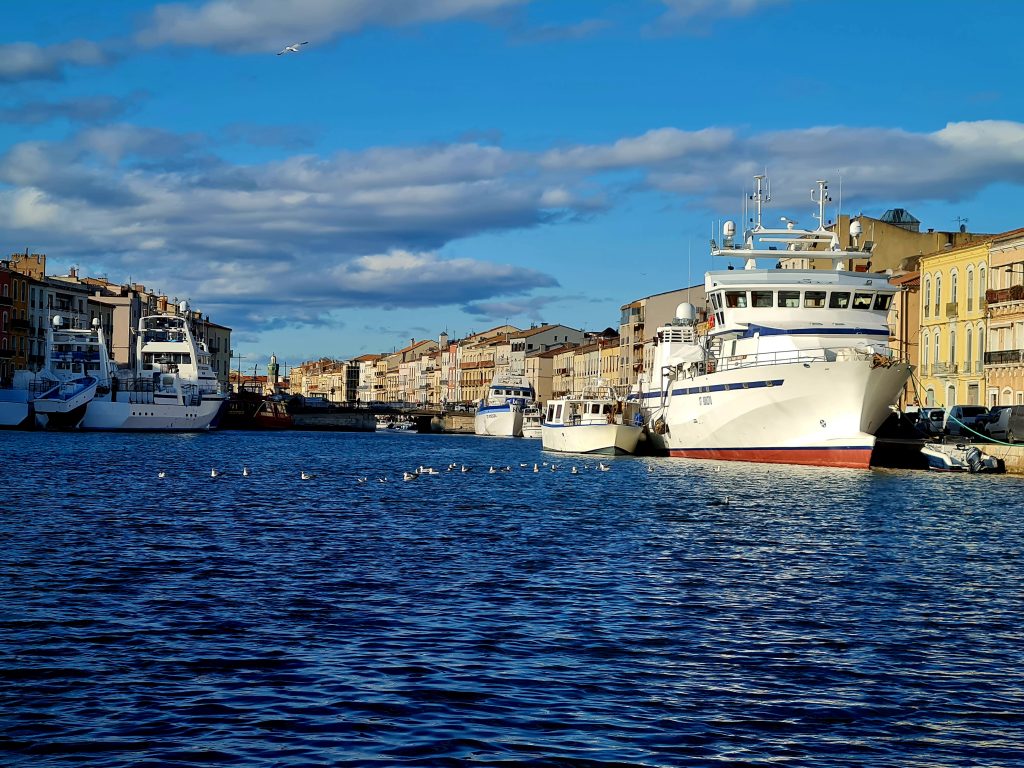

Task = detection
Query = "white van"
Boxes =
[943,405,989,436]
[986,405,1024,443]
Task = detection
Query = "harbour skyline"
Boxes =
[2,0,1023,365]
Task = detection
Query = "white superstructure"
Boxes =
[633,176,912,469]
[542,380,643,455]
[32,316,105,429]
[80,304,226,431]
[521,404,542,439]
[474,372,535,437]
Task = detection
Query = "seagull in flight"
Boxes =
[277,41,309,55]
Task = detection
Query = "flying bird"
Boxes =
[277,41,309,55]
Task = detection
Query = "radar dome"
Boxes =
[52,315,63,327]
[92,318,101,328]
[723,221,736,238]
[850,220,862,238]
[675,303,697,323]
[179,300,188,314]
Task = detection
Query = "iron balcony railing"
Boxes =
[985,349,1024,365]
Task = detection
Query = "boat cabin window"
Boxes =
[852,292,873,310]
[554,403,563,420]
[804,291,826,308]
[873,294,893,311]
[546,404,555,421]
[778,290,800,308]
[590,403,601,414]
[603,404,614,414]
[829,292,851,309]
[710,293,722,311]
[752,290,773,308]
[725,291,747,308]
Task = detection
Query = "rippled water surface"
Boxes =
[3,430,1024,766]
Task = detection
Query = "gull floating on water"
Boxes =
[571,466,578,474]
[210,468,220,478]
[378,477,388,483]
[158,470,166,479]
[488,466,497,474]
[403,471,418,482]
[461,465,471,473]
[356,477,368,484]
[598,462,610,472]
[533,463,539,473]
[301,471,316,481]
[277,41,309,55]
[242,466,251,477]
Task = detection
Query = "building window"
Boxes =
[966,268,974,312]
[934,275,942,317]
[934,333,940,367]
[947,385,956,407]
[977,322,985,372]
[966,327,973,373]
[923,277,931,319]
[979,266,986,304]
[949,329,956,371]
[950,270,958,305]
[922,330,929,373]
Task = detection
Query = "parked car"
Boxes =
[943,405,989,436]
[917,407,946,436]
[985,404,1024,443]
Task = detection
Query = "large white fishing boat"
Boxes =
[474,372,535,437]
[542,380,643,455]
[31,317,103,429]
[633,176,912,469]
[80,304,226,431]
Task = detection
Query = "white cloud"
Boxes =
[3,119,1024,334]
[137,0,532,53]
[655,0,789,28]
[0,40,110,82]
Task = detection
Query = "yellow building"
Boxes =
[918,241,990,407]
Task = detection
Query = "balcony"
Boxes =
[985,349,1024,366]
[945,301,958,318]
[931,362,958,376]
[987,286,1024,305]
[0,295,11,307]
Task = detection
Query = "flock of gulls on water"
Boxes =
[157,461,620,483]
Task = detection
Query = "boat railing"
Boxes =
[703,345,897,375]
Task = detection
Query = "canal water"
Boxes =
[2,431,1024,766]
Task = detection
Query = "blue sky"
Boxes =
[2,0,1023,368]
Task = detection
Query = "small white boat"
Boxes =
[521,404,542,439]
[921,442,1003,473]
[541,380,643,455]
[474,371,535,437]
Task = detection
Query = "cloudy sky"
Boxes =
[3,0,1023,366]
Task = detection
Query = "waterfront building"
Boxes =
[508,324,586,374]
[552,345,578,398]
[918,240,990,407]
[779,211,991,273]
[571,341,601,396]
[618,285,706,390]
[353,354,381,403]
[524,347,560,404]
[382,339,439,404]
[889,270,921,408]
[985,229,1024,406]
[0,264,13,382]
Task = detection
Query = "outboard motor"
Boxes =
[966,446,983,474]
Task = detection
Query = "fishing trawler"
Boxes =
[31,316,103,429]
[633,176,912,469]
[474,371,536,437]
[542,380,642,455]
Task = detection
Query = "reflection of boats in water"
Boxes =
[542,380,642,455]
[633,176,912,469]
[921,442,1003,473]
